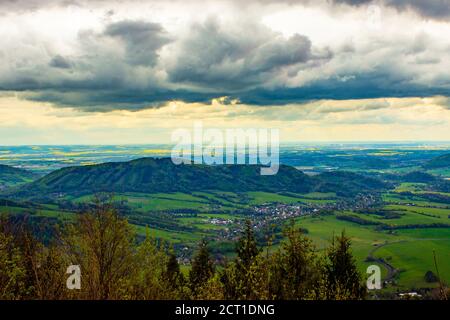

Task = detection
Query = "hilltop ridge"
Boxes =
[10,157,389,200]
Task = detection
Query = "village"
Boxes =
[202,193,381,243]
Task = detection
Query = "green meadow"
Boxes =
[2,188,449,293]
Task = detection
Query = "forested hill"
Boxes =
[11,157,389,199]
[0,164,37,188]
[424,153,450,169]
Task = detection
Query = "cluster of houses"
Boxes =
[176,192,384,262]
[207,218,233,225]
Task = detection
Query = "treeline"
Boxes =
[0,198,368,300]
[336,214,381,226]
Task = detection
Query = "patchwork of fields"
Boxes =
[3,186,448,293]
[1,146,450,297]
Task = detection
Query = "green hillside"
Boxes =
[0,164,37,189]
[13,157,389,199]
[424,153,450,169]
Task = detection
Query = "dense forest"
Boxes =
[0,196,376,300]
[7,158,390,200]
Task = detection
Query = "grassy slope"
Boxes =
[2,188,449,292]
[295,214,450,290]
[374,239,450,289]
[109,189,450,291]
[0,164,37,187]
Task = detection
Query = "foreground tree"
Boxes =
[163,248,185,297]
[0,215,68,299]
[322,231,366,300]
[221,220,263,299]
[0,231,27,299]
[63,196,135,299]
[236,221,260,274]
[1,204,372,301]
[189,239,215,298]
[128,232,172,299]
[270,223,320,299]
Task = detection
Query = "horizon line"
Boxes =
[1,141,450,147]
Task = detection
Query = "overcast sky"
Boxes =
[1,0,450,144]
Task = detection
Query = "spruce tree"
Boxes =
[272,223,318,299]
[324,230,366,300]
[236,220,259,273]
[189,239,214,297]
[234,220,260,299]
[164,249,184,294]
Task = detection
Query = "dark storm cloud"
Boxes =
[49,55,72,69]
[104,20,171,66]
[236,70,450,106]
[0,17,335,111]
[333,0,372,6]
[20,66,450,111]
[0,0,77,13]
[1,2,450,111]
[0,19,177,110]
[2,16,450,111]
[22,88,221,112]
[167,19,322,90]
[386,0,450,20]
[333,0,450,20]
[3,0,450,20]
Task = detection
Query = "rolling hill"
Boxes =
[424,153,450,169]
[402,171,437,183]
[0,164,37,189]
[11,157,390,199]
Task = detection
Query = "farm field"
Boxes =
[1,145,450,297]
[47,189,450,292]
[3,186,449,294]
[294,214,450,292]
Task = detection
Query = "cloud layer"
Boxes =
[335,0,450,20]
[1,0,450,111]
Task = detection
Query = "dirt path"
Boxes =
[367,238,450,284]
[367,241,403,283]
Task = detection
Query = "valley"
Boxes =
[0,143,449,298]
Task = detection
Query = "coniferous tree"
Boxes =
[0,201,381,301]
[165,250,181,287]
[323,231,366,300]
[270,222,319,299]
[0,215,51,299]
[163,248,185,297]
[220,259,240,299]
[233,220,261,299]
[189,239,214,298]
[236,220,259,274]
